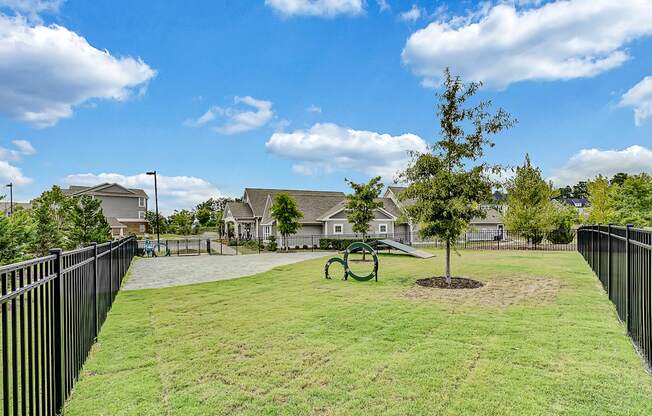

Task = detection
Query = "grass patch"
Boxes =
[65,250,652,415]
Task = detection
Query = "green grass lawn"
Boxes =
[64,250,652,415]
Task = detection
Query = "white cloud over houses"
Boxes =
[0,0,63,21]
[63,173,224,213]
[265,0,364,17]
[549,145,652,186]
[265,122,428,179]
[620,76,652,127]
[402,0,652,88]
[0,138,35,185]
[185,96,274,135]
[0,14,156,127]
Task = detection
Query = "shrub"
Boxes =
[266,235,277,251]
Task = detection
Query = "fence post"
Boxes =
[607,224,612,297]
[50,248,65,413]
[626,224,632,331]
[597,224,601,283]
[207,238,211,255]
[312,235,314,252]
[258,236,261,254]
[92,242,99,339]
[108,240,113,302]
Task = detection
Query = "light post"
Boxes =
[146,171,160,247]
[6,182,12,216]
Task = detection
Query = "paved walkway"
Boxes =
[124,252,330,290]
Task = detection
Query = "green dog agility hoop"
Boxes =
[324,241,379,282]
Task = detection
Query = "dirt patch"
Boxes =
[416,276,484,289]
[404,276,561,307]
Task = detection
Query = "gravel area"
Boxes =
[124,252,330,290]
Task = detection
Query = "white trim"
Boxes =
[333,223,344,234]
[318,206,397,221]
[138,211,146,219]
[139,224,146,233]
[378,223,388,233]
[116,218,147,223]
[138,197,146,207]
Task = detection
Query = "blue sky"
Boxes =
[1,0,651,212]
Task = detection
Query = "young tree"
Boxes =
[399,69,515,284]
[270,193,303,251]
[145,210,168,234]
[503,154,555,245]
[571,181,588,199]
[195,207,212,226]
[586,175,613,224]
[345,176,384,259]
[608,173,652,227]
[30,186,75,255]
[168,210,194,235]
[69,195,111,247]
[610,172,629,186]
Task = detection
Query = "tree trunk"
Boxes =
[445,239,451,285]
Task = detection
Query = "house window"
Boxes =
[138,197,146,207]
[263,225,271,239]
[139,224,146,233]
[138,211,145,219]
[378,224,388,233]
[333,224,343,234]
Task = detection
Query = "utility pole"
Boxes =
[6,182,13,216]
[146,171,160,247]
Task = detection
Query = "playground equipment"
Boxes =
[143,239,170,257]
[324,242,379,282]
[368,239,434,259]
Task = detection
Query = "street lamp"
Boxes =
[5,183,12,216]
[146,171,160,247]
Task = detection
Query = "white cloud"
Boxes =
[306,104,322,113]
[402,0,652,88]
[376,0,389,12]
[265,0,364,17]
[549,145,652,186]
[399,5,422,22]
[0,139,35,185]
[619,76,652,127]
[265,122,428,179]
[185,96,274,135]
[0,14,156,127]
[62,172,224,213]
[0,0,63,21]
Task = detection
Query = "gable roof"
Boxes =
[62,183,148,198]
[556,197,589,207]
[317,197,400,221]
[262,192,346,224]
[245,188,345,218]
[471,207,503,225]
[224,201,254,219]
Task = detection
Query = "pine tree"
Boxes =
[399,68,515,284]
[69,195,111,247]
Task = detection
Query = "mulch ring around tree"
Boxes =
[416,276,484,289]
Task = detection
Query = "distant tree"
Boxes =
[610,172,629,186]
[195,197,233,213]
[345,176,384,260]
[270,193,303,251]
[547,202,579,244]
[558,185,573,199]
[571,181,588,199]
[399,68,515,284]
[168,210,194,235]
[586,175,613,224]
[0,209,35,265]
[69,195,111,247]
[608,173,652,227]
[30,186,75,255]
[195,207,212,226]
[503,155,555,245]
[145,210,168,234]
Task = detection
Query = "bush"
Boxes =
[547,228,574,244]
[266,235,277,251]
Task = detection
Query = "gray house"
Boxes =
[62,183,149,237]
[223,188,403,241]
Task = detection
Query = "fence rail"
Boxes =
[0,236,137,415]
[577,225,652,368]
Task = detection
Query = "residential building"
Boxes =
[555,197,590,215]
[62,183,149,237]
[223,188,403,241]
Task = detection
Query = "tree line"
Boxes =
[0,186,112,265]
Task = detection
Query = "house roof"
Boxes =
[106,217,127,228]
[556,197,589,207]
[245,188,345,218]
[62,183,148,198]
[225,201,254,219]
[316,197,401,221]
[471,206,503,225]
[261,191,347,224]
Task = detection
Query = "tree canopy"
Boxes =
[270,193,303,250]
[345,176,384,240]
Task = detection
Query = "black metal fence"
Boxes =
[578,225,652,368]
[0,236,137,415]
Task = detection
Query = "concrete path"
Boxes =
[124,252,330,290]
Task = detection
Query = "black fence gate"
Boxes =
[577,225,652,368]
[0,236,137,415]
